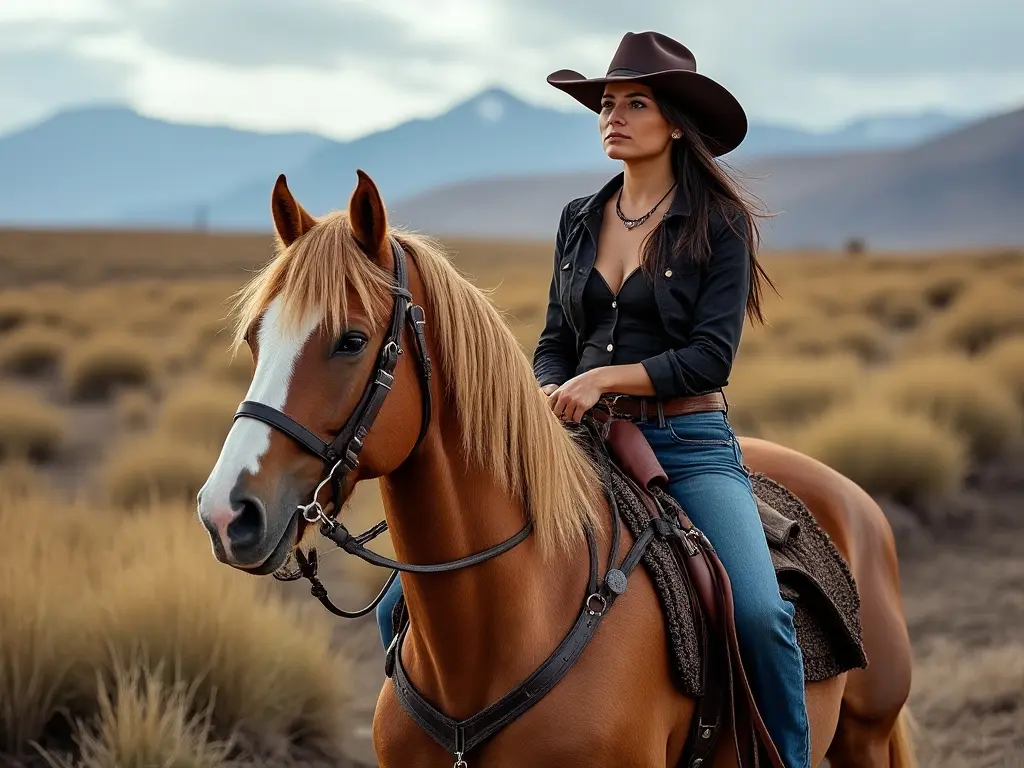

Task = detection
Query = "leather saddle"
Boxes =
[600,413,785,768]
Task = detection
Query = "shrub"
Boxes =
[101,439,217,510]
[980,335,1024,408]
[44,662,234,768]
[787,403,968,504]
[780,314,889,363]
[0,325,69,376]
[0,295,31,334]
[0,490,352,766]
[926,280,1024,355]
[63,335,157,401]
[866,355,1022,461]
[0,387,65,462]
[921,271,969,310]
[152,381,242,450]
[860,284,926,330]
[725,354,861,434]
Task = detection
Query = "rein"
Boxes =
[231,235,533,619]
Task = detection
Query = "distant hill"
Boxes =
[0,88,967,230]
[388,105,1024,250]
[0,105,329,227]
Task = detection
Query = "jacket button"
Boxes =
[606,343,614,352]
[664,269,673,277]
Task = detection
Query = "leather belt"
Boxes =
[601,390,726,422]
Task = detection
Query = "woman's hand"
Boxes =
[540,383,559,396]
[547,369,608,423]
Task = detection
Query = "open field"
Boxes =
[1,227,1023,767]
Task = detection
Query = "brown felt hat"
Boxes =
[547,31,748,157]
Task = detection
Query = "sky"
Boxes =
[3,0,1024,140]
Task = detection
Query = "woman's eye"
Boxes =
[333,332,368,356]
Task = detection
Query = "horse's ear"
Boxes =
[271,174,316,246]
[348,169,388,260]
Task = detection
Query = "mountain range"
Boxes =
[0,87,1019,249]
[391,104,1024,250]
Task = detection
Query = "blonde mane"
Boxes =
[229,211,604,555]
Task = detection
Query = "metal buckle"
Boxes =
[585,592,608,616]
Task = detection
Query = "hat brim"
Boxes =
[546,68,747,157]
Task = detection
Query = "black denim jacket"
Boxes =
[531,172,750,399]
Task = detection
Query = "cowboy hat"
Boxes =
[546,31,747,157]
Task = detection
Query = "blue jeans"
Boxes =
[374,410,810,768]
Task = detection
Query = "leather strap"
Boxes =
[388,517,659,758]
[320,515,534,574]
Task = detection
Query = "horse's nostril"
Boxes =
[227,495,265,551]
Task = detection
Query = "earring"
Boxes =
[671,130,682,139]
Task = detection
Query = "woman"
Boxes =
[533,31,810,768]
[375,30,808,767]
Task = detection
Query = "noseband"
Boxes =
[231,236,533,618]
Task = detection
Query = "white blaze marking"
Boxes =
[200,296,320,511]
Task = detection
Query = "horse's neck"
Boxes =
[378,418,592,718]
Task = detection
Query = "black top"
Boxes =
[532,172,750,399]
[575,267,674,376]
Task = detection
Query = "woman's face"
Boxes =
[598,82,676,162]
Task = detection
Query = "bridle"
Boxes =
[231,235,533,619]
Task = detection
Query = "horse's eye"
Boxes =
[332,332,368,356]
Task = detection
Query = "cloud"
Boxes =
[1,0,1023,138]
[102,0,457,69]
[0,19,132,132]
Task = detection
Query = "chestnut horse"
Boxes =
[196,170,916,768]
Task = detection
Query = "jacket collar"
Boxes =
[578,171,691,223]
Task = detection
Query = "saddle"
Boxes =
[386,415,867,767]
[598,415,866,767]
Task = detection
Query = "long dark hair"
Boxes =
[639,93,777,325]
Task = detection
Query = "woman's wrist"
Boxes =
[588,363,656,397]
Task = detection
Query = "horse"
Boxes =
[196,169,916,768]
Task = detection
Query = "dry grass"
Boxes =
[151,381,244,450]
[921,278,1024,355]
[2,229,1024,767]
[101,438,218,510]
[776,314,890,363]
[0,326,70,376]
[115,389,155,432]
[0,485,351,767]
[63,335,158,402]
[42,662,234,768]
[862,354,1022,461]
[911,637,1024,766]
[0,387,65,462]
[980,335,1024,407]
[724,354,862,435]
[786,403,968,504]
